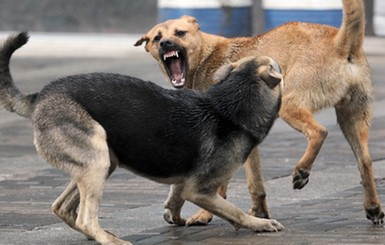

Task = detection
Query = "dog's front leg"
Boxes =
[185,191,284,232]
[185,184,227,226]
[279,105,328,189]
[163,184,186,226]
[245,146,270,219]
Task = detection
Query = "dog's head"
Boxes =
[134,16,203,88]
[213,56,283,90]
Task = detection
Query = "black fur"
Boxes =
[34,68,280,179]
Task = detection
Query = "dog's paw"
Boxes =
[85,229,117,241]
[251,218,284,232]
[103,238,133,245]
[292,168,310,189]
[104,239,133,245]
[248,207,270,219]
[365,204,385,225]
[163,209,186,226]
[185,210,213,226]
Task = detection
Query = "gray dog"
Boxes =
[0,32,283,245]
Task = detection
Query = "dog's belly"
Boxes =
[108,130,200,179]
[95,103,202,179]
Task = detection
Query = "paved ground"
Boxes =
[0,33,384,244]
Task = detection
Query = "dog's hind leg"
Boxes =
[34,114,129,244]
[279,105,328,189]
[52,154,119,238]
[184,190,283,232]
[72,126,131,245]
[335,100,384,225]
[52,180,79,230]
[245,147,270,219]
[163,184,186,226]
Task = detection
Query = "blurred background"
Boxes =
[0,0,383,37]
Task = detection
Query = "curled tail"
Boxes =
[335,0,366,58]
[0,31,37,118]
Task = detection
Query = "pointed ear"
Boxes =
[134,35,150,52]
[259,59,282,89]
[213,64,234,82]
[181,15,200,31]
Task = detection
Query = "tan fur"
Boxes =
[136,0,384,225]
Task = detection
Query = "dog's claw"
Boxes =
[269,219,284,232]
[293,168,310,190]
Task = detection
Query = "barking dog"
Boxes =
[135,0,385,226]
[0,32,283,245]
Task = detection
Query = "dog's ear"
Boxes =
[181,15,200,31]
[134,36,150,52]
[259,58,283,89]
[213,64,234,82]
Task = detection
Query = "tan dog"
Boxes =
[135,0,384,226]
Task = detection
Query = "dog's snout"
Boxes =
[160,39,175,49]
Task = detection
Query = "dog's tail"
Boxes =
[335,0,365,58]
[0,31,37,118]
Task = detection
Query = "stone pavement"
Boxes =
[0,33,384,244]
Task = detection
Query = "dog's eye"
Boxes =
[175,30,187,37]
[154,35,161,43]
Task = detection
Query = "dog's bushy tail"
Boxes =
[335,0,365,59]
[0,31,37,118]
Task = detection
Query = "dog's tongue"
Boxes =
[170,59,183,81]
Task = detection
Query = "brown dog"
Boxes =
[135,0,384,226]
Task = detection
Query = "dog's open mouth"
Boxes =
[161,50,187,88]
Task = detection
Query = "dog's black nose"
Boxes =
[160,40,175,49]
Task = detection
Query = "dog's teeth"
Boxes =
[163,51,180,60]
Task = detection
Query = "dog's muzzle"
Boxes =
[159,40,188,88]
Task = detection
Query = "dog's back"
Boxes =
[31,58,280,181]
[33,73,205,179]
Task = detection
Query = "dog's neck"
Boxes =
[206,69,280,144]
[187,32,227,91]
[188,32,259,91]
